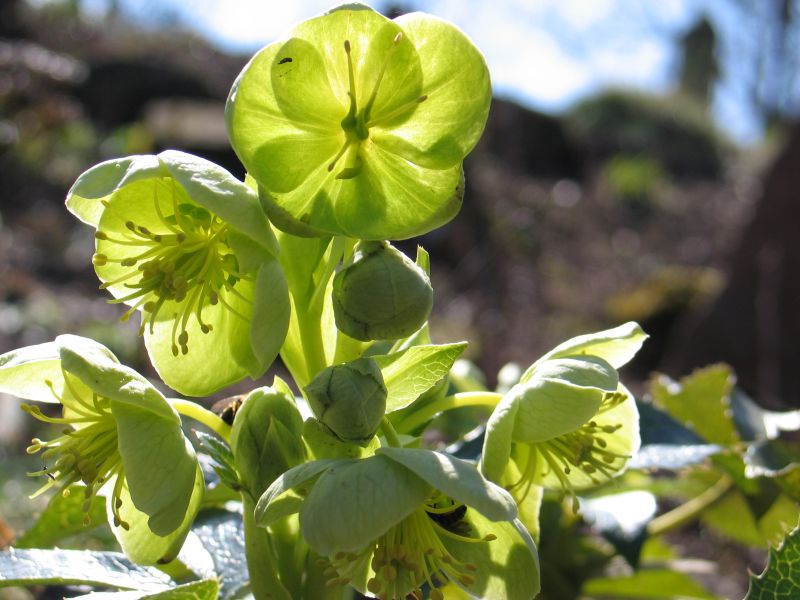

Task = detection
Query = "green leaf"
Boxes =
[0,548,172,590]
[71,580,220,600]
[583,569,718,599]
[16,485,106,548]
[190,510,247,600]
[378,447,517,521]
[374,342,467,412]
[299,455,431,555]
[649,365,740,445]
[746,520,800,599]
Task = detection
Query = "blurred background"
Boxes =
[1,0,799,596]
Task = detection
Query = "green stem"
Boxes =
[168,398,231,442]
[647,475,733,537]
[380,417,402,448]
[242,494,292,600]
[297,303,327,385]
[396,391,502,433]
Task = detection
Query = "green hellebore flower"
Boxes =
[226,3,491,240]
[256,447,540,600]
[481,323,647,513]
[65,150,290,396]
[333,241,433,341]
[0,335,203,565]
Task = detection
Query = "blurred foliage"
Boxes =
[601,154,666,208]
[567,90,726,179]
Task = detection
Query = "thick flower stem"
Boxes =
[242,494,292,600]
[646,475,733,537]
[168,398,231,442]
[396,391,502,433]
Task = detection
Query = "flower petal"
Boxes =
[0,341,67,403]
[442,512,540,600]
[525,322,648,377]
[299,454,430,555]
[111,463,204,565]
[385,12,491,164]
[378,447,517,521]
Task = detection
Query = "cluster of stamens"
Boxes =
[319,494,494,599]
[326,33,428,180]
[514,391,630,511]
[23,373,128,528]
[92,182,251,355]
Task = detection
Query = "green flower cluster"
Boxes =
[0,4,647,600]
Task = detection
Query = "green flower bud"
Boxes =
[333,241,433,341]
[304,358,388,444]
[230,385,305,499]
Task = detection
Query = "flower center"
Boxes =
[23,373,129,529]
[320,496,495,600]
[327,34,428,180]
[92,182,252,355]
[514,391,631,511]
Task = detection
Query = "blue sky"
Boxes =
[72,0,763,143]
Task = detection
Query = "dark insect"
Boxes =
[427,504,468,534]
[211,394,245,426]
[278,57,293,64]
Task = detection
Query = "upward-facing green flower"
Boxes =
[226,3,491,240]
[481,323,647,515]
[257,448,539,600]
[0,335,203,565]
[66,150,290,396]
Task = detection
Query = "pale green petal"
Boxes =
[300,454,430,555]
[142,276,257,396]
[386,12,491,163]
[111,464,204,566]
[250,257,290,369]
[110,400,198,536]
[529,355,618,391]
[442,512,540,600]
[510,378,605,444]
[158,150,279,256]
[480,392,518,483]
[66,155,161,227]
[378,447,517,521]
[538,384,640,490]
[255,458,347,527]
[525,322,648,377]
[0,342,66,403]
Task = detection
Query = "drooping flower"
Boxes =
[226,3,491,240]
[66,150,290,396]
[0,335,203,565]
[481,323,647,519]
[256,447,540,600]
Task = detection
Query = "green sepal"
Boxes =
[508,357,617,444]
[377,447,517,521]
[0,341,66,403]
[111,463,205,566]
[299,454,431,555]
[255,458,347,527]
[523,321,647,381]
[442,513,541,600]
[229,386,306,499]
